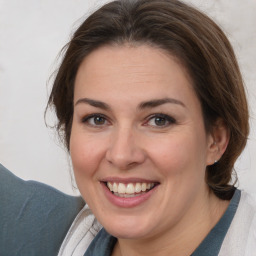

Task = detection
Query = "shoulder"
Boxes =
[0,163,85,256]
[240,190,256,211]
[219,190,256,256]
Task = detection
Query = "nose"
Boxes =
[105,126,146,170]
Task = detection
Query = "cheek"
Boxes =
[70,131,104,179]
[149,131,207,178]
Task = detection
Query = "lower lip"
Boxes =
[101,182,158,208]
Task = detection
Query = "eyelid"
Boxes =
[81,113,111,126]
[143,113,176,127]
[80,112,176,128]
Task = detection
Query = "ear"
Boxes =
[206,118,229,166]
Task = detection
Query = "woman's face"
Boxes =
[70,45,216,239]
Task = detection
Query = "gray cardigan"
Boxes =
[0,164,84,256]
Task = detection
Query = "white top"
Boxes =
[57,205,101,256]
[219,191,256,256]
[58,190,256,256]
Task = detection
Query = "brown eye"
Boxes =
[154,117,167,126]
[82,114,109,126]
[93,116,106,125]
[146,114,176,128]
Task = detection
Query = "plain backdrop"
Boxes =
[0,0,255,195]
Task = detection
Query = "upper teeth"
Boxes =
[107,182,154,194]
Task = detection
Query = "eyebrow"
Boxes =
[138,98,186,109]
[75,97,185,110]
[75,98,111,110]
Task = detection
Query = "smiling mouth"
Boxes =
[105,182,158,198]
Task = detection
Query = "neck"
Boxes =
[112,189,229,256]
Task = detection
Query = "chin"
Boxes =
[106,227,150,240]
[101,215,155,239]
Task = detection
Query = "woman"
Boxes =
[0,0,255,255]
[47,0,254,255]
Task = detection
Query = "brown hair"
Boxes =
[47,0,249,199]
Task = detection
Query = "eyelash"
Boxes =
[82,113,110,127]
[144,113,176,128]
[81,113,176,128]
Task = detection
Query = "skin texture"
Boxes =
[70,45,229,256]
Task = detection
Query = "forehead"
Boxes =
[74,44,197,106]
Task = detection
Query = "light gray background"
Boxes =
[0,0,255,195]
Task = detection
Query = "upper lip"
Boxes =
[100,177,160,184]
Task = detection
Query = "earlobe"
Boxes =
[206,119,229,165]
